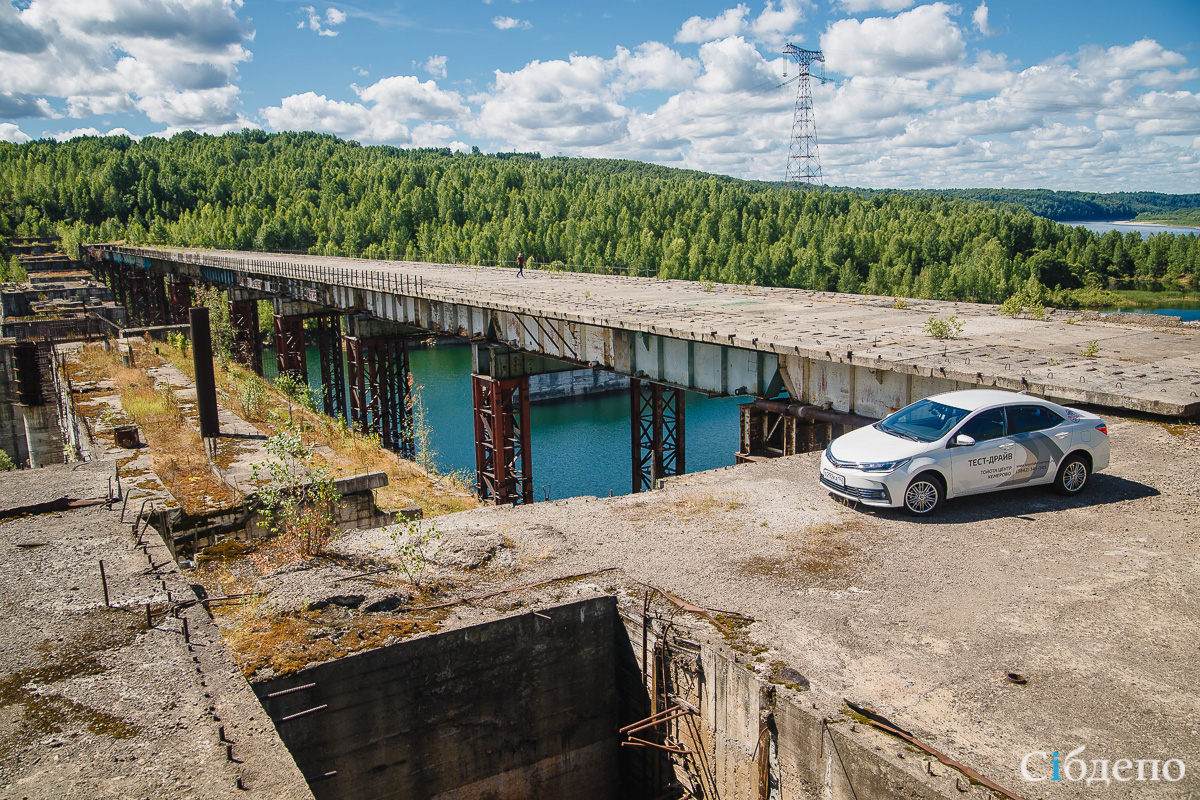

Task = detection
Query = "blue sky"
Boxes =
[1,0,1198,191]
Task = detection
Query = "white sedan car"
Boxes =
[819,389,1109,515]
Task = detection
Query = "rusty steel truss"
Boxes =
[273,313,307,381]
[631,379,685,493]
[472,374,532,505]
[314,315,346,422]
[346,332,414,458]
[229,299,263,375]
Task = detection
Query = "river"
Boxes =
[1064,220,1198,237]
[267,341,749,500]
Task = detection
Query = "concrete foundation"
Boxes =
[257,596,620,800]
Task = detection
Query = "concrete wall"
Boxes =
[0,343,29,467]
[256,596,620,800]
[528,368,630,402]
[618,613,970,800]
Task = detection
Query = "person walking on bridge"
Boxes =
[516,252,525,277]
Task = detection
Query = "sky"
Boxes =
[1,0,1198,192]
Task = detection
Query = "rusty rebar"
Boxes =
[99,560,109,607]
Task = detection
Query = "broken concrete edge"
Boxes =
[619,601,1007,800]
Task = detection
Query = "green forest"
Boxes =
[1,130,1197,308]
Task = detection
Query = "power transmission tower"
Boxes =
[783,44,825,189]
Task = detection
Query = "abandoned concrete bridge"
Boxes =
[86,245,1200,502]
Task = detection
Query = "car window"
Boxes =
[956,408,1006,442]
[1006,404,1064,435]
[877,398,971,443]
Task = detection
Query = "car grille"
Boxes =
[820,475,889,502]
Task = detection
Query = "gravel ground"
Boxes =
[315,414,1199,799]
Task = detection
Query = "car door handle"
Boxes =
[1054,432,1070,438]
[998,443,1015,449]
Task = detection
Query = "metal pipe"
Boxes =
[752,399,877,428]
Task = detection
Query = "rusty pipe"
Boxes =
[752,400,877,429]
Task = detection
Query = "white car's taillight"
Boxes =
[1096,423,1108,435]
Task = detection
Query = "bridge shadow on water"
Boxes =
[840,472,1160,525]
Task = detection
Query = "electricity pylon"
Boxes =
[783,44,825,189]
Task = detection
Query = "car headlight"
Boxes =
[855,457,911,473]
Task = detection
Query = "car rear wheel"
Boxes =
[1053,454,1090,496]
[903,473,943,516]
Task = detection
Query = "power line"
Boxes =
[783,43,825,189]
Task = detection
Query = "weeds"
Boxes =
[1080,339,1100,358]
[923,315,963,340]
[389,517,443,587]
[250,426,340,573]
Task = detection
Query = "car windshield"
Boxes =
[876,399,971,443]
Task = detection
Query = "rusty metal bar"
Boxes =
[260,682,318,699]
[472,373,532,504]
[229,299,262,375]
[621,737,691,755]
[273,313,307,380]
[277,704,328,723]
[752,399,876,428]
[632,379,685,493]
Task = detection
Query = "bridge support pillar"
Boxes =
[472,373,532,505]
[631,379,685,493]
[127,272,153,326]
[229,298,263,375]
[150,274,169,326]
[314,314,346,421]
[166,277,192,325]
[273,312,307,382]
[345,316,413,458]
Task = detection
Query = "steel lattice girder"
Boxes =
[346,333,414,459]
[273,313,307,379]
[472,373,532,505]
[229,299,263,375]
[315,315,347,422]
[630,378,685,494]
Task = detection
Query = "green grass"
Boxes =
[1107,288,1199,306]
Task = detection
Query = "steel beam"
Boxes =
[274,313,307,381]
[314,315,346,421]
[472,373,533,505]
[166,278,193,325]
[631,379,685,493]
[229,299,263,375]
[345,321,414,458]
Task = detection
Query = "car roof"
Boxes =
[925,389,1057,412]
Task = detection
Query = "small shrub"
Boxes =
[237,373,268,420]
[250,427,340,572]
[273,372,317,412]
[699,278,715,292]
[389,517,443,588]
[923,315,963,340]
[891,296,909,309]
[0,450,16,471]
[167,330,189,356]
[1080,340,1099,358]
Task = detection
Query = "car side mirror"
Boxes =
[953,434,976,447]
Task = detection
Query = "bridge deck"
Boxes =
[100,247,1200,417]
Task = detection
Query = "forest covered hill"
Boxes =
[1,131,1197,306]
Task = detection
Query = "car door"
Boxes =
[999,404,1068,487]
[948,407,1017,496]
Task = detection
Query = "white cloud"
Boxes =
[822,3,967,78]
[299,6,346,37]
[833,0,915,12]
[0,0,253,129]
[0,123,31,143]
[612,42,699,93]
[492,16,531,30]
[677,6,750,43]
[421,55,448,79]
[676,1,807,46]
[50,126,137,142]
[972,2,995,36]
[261,74,466,144]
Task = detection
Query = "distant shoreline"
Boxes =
[1065,219,1200,231]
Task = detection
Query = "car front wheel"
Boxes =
[903,473,943,516]
[1053,454,1090,496]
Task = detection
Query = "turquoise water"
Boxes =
[1097,301,1200,322]
[1065,220,1198,237]
[266,341,748,499]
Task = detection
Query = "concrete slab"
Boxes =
[0,461,312,800]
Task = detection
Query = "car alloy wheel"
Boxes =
[903,475,942,515]
[1055,455,1089,495]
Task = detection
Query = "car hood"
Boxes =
[828,424,933,464]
